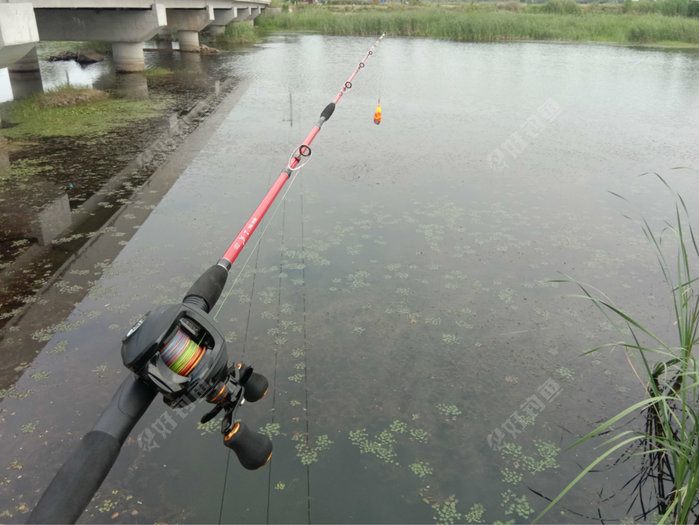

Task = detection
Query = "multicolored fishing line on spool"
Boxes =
[160,329,205,376]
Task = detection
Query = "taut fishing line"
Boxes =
[212,169,302,322]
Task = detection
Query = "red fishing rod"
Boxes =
[28,34,385,524]
[221,32,385,268]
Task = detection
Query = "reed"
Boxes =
[538,175,699,523]
[255,4,699,44]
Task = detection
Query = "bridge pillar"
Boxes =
[112,42,147,73]
[166,8,214,52]
[8,47,43,100]
[178,30,200,53]
[114,73,149,100]
[0,3,40,69]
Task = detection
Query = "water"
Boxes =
[1,34,699,523]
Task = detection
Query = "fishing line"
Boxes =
[265,196,287,524]
[300,188,312,524]
[212,168,302,321]
[160,329,206,376]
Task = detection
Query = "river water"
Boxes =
[1,33,699,523]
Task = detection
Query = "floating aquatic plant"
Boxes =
[501,489,533,520]
[30,370,50,381]
[288,373,304,384]
[463,502,486,524]
[500,466,523,485]
[292,433,333,466]
[197,417,221,436]
[20,422,37,433]
[555,366,574,381]
[441,334,459,345]
[389,420,408,434]
[92,364,108,377]
[501,441,559,475]
[436,404,462,420]
[409,461,433,478]
[409,428,430,444]
[259,422,281,440]
[432,495,462,525]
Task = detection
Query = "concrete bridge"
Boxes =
[0,0,269,73]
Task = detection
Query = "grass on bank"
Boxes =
[0,86,163,139]
[216,21,263,44]
[538,175,699,523]
[253,2,699,45]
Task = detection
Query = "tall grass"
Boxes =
[537,175,699,523]
[255,4,699,44]
[216,20,261,44]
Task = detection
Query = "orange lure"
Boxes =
[373,99,382,125]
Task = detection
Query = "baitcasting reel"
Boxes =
[121,298,272,470]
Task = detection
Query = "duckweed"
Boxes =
[433,495,462,525]
[259,422,281,440]
[409,461,433,478]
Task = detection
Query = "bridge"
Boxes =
[0,0,269,73]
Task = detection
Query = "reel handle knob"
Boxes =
[223,422,273,470]
[242,371,269,403]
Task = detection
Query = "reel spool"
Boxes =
[121,302,272,469]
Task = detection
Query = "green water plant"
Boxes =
[538,176,699,524]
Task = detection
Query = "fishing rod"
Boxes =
[28,33,385,524]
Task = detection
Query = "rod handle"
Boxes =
[183,263,229,312]
[27,431,121,524]
[29,376,156,523]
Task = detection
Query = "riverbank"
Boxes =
[0,44,246,340]
[255,2,699,45]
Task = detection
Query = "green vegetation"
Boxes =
[216,21,262,44]
[0,86,163,139]
[539,176,699,523]
[254,2,699,45]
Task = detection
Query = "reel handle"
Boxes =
[242,370,269,403]
[223,422,273,470]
